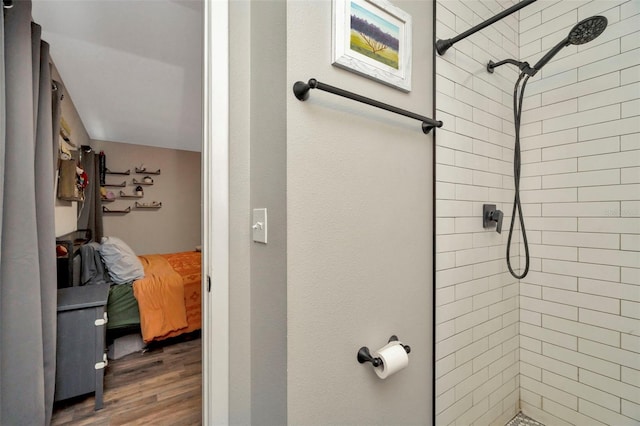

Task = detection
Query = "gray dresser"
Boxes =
[55,283,110,410]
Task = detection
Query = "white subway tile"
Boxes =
[542,258,620,282]
[437,233,474,253]
[580,307,640,336]
[580,247,640,268]
[622,201,640,217]
[521,348,579,381]
[544,104,620,133]
[522,309,542,327]
[456,85,512,121]
[522,158,577,177]
[543,342,621,379]
[437,265,474,289]
[438,286,456,306]
[472,170,504,188]
[473,288,503,310]
[521,295,578,320]
[474,108,505,132]
[621,134,639,153]
[436,388,456,416]
[438,58,474,89]
[437,129,474,152]
[543,370,621,412]
[526,217,578,232]
[578,0,626,20]
[621,64,640,85]
[438,92,474,121]
[437,393,473,426]
[579,277,640,303]
[622,300,640,320]
[456,277,490,300]
[621,400,640,424]
[455,150,489,171]
[522,322,577,350]
[580,338,638,370]
[437,320,456,343]
[456,117,491,142]
[522,188,578,203]
[473,316,503,342]
[621,267,640,285]
[523,270,578,291]
[542,314,620,347]
[437,182,456,200]
[542,136,620,162]
[581,369,640,405]
[437,74,456,97]
[456,308,489,333]
[544,286,620,314]
[503,307,519,327]
[455,394,490,426]
[438,252,457,271]
[621,167,640,184]
[438,199,474,217]
[622,97,639,118]
[621,0,640,19]
[580,49,640,81]
[456,246,502,267]
[436,352,456,379]
[438,298,473,323]
[527,69,578,97]
[621,333,640,353]
[489,378,517,408]
[473,140,503,160]
[438,359,473,393]
[579,184,640,202]
[541,72,620,106]
[542,39,621,80]
[521,10,576,45]
[542,201,620,217]
[580,400,638,425]
[543,399,607,426]
[580,82,640,112]
[579,217,640,234]
[437,164,474,185]
[502,334,519,355]
[522,99,577,125]
[488,322,517,348]
[520,334,542,354]
[621,234,640,251]
[546,170,620,190]
[473,76,505,104]
[456,338,489,367]
[522,128,578,150]
[521,375,578,410]
[520,121,542,138]
[530,244,578,261]
[437,146,456,166]
[622,366,640,388]
[543,231,619,249]
[437,329,474,361]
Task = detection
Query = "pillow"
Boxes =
[98,236,145,284]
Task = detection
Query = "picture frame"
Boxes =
[332,0,412,92]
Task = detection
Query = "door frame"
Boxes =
[202,0,230,424]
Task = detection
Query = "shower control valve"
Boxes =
[483,204,504,234]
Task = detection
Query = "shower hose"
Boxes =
[507,72,531,279]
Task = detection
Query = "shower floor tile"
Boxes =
[506,412,545,426]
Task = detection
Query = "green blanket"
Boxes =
[107,283,140,330]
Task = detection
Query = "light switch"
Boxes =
[252,208,267,244]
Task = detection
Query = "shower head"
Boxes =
[531,15,607,74]
[567,15,608,45]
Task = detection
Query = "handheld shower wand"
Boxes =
[487,15,608,279]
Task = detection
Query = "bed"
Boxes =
[80,238,201,343]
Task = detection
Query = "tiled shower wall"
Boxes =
[435,1,522,424]
[518,1,640,425]
[436,0,640,425]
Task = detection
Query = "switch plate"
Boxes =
[252,208,267,244]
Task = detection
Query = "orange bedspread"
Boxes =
[133,251,201,342]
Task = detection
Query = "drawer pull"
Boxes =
[95,354,108,370]
[94,312,108,326]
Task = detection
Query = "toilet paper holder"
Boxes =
[357,335,411,367]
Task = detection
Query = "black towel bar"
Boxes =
[293,78,443,134]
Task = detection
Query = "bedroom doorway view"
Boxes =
[23,0,215,424]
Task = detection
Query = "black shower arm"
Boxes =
[487,58,535,76]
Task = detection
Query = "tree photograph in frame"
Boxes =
[333,0,412,92]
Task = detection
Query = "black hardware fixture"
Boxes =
[435,0,536,56]
[293,79,443,134]
[483,204,504,234]
[486,15,608,280]
[3,0,13,8]
[357,335,411,367]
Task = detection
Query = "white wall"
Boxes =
[434,1,521,425]
[518,1,640,425]
[287,0,433,423]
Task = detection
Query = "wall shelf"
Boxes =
[135,201,162,209]
[135,167,161,175]
[132,178,154,186]
[119,190,143,199]
[102,206,131,214]
[105,168,130,175]
[101,198,115,203]
[103,181,126,188]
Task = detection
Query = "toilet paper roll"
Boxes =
[373,342,409,379]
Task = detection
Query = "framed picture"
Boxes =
[332,0,412,92]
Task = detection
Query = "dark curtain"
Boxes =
[77,150,104,242]
[1,1,59,424]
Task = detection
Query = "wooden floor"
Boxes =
[51,334,202,426]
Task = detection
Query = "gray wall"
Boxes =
[89,139,201,254]
[286,0,433,423]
